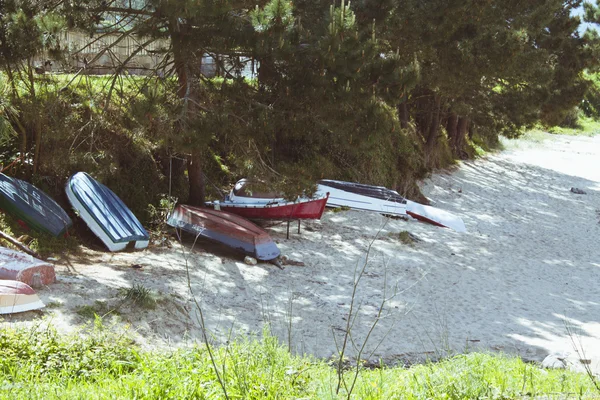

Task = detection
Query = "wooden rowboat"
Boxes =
[0,280,45,314]
[0,173,72,237]
[0,247,56,287]
[210,179,329,220]
[66,172,149,252]
[167,204,281,261]
[212,182,329,221]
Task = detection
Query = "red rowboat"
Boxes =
[209,179,329,220]
[214,195,329,220]
[0,280,45,314]
[167,204,281,261]
[0,247,56,287]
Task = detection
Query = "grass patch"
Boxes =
[389,230,418,246]
[75,300,119,319]
[548,117,600,137]
[330,206,351,213]
[44,301,63,309]
[0,323,596,399]
[121,283,157,310]
[521,128,550,143]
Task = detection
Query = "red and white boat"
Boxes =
[405,200,466,233]
[0,247,56,287]
[167,204,281,261]
[209,179,329,221]
[0,280,45,314]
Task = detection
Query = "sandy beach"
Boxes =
[3,132,600,374]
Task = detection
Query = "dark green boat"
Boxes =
[0,173,72,237]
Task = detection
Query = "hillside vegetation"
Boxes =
[1,0,600,217]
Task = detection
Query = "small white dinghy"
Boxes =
[0,247,56,287]
[316,179,466,232]
[0,280,45,314]
[316,179,407,217]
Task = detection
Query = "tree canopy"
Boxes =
[0,0,598,210]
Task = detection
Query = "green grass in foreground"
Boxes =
[0,321,597,399]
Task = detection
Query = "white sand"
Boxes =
[2,132,600,373]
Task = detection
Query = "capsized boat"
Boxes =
[406,200,466,233]
[316,179,466,232]
[66,172,149,252]
[316,179,407,217]
[0,247,56,287]
[210,179,329,220]
[0,173,72,237]
[167,204,281,261]
[0,280,45,314]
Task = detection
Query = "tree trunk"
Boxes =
[187,151,205,206]
[425,95,442,148]
[169,18,205,206]
[32,117,41,175]
[399,102,409,129]
[446,112,458,146]
[455,117,470,158]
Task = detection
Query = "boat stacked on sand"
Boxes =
[167,204,281,261]
[209,179,329,221]
[0,280,45,314]
[0,247,56,287]
[316,179,466,232]
[0,173,72,237]
[66,172,149,252]
[0,247,54,314]
[316,179,407,217]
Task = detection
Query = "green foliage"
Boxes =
[121,284,157,310]
[75,301,118,319]
[0,74,176,226]
[0,0,598,243]
[0,326,595,399]
[0,323,138,380]
[548,117,600,136]
[331,206,351,213]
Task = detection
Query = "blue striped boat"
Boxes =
[66,172,149,251]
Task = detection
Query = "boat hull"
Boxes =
[405,201,466,233]
[0,280,45,314]
[167,204,280,261]
[66,172,149,252]
[316,180,407,216]
[0,173,72,237]
[215,195,328,220]
[0,247,56,287]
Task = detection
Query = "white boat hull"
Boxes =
[405,200,466,233]
[315,184,407,216]
[0,280,45,314]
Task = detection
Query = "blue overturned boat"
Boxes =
[66,172,149,252]
[0,173,72,237]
